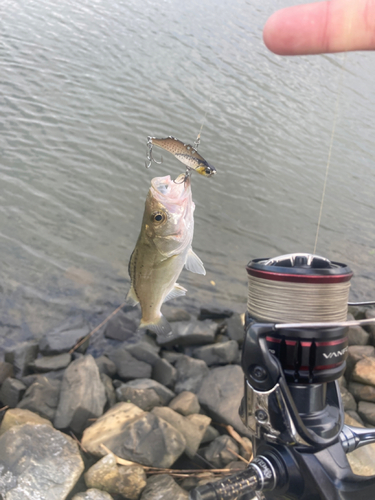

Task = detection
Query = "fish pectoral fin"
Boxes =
[163,283,187,303]
[126,285,139,306]
[139,314,172,337]
[185,248,206,275]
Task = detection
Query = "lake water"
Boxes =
[1,0,375,350]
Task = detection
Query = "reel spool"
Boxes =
[246,253,352,384]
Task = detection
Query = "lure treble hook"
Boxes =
[145,136,163,169]
[173,168,191,184]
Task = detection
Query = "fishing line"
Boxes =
[194,93,213,149]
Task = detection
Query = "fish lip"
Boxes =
[150,175,190,201]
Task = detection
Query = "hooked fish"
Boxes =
[127,174,205,337]
[148,136,217,177]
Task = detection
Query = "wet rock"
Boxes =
[116,385,161,411]
[203,435,239,468]
[169,391,200,416]
[192,340,239,366]
[39,326,90,355]
[346,345,375,380]
[0,378,26,407]
[0,423,84,499]
[175,356,209,394]
[201,424,220,444]
[159,320,218,347]
[84,453,146,499]
[4,340,39,378]
[17,376,61,421]
[125,378,175,405]
[348,382,375,403]
[358,401,375,426]
[54,354,106,433]
[140,474,188,500]
[125,341,160,366]
[225,314,245,344]
[198,364,250,436]
[95,356,117,378]
[352,357,375,386]
[152,358,176,388]
[72,489,114,500]
[107,348,152,380]
[0,408,52,435]
[29,352,71,372]
[101,373,116,408]
[104,309,138,341]
[198,307,233,321]
[345,413,375,475]
[163,307,191,322]
[0,361,14,385]
[340,386,357,411]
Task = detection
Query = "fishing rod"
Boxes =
[190,253,375,500]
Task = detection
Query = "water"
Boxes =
[1,0,375,350]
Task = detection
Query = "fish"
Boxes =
[127,174,205,337]
[148,136,217,177]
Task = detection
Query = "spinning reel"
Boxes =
[190,253,375,500]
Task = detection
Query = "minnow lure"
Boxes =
[146,136,217,177]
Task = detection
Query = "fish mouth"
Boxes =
[150,175,190,201]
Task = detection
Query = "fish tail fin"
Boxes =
[139,314,172,338]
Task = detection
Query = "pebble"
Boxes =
[168,391,201,416]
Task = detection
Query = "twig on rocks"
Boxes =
[0,406,9,412]
[69,302,127,354]
[226,447,248,464]
[70,432,88,454]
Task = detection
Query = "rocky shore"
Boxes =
[0,304,375,499]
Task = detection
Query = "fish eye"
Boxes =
[152,211,166,224]
[205,167,212,175]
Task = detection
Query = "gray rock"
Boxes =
[0,378,26,408]
[198,307,233,321]
[140,474,188,500]
[348,382,375,403]
[192,340,239,366]
[152,358,176,388]
[107,348,152,380]
[365,308,375,345]
[4,341,39,378]
[54,355,107,433]
[0,408,52,435]
[29,353,71,373]
[125,378,175,405]
[125,341,160,366]
[352,357,375,386]
[95,356,117,377]
[104,310,138,341]
[200,424,220,444]
[358,401,375,426]
[116,385,161,411]
[161,351,186,365]
[346,345,375,380]
[40,326,90,355]
[169,391,200,416]
[17,376,61,421]
[345,413,375,476]
[101,373,117,408]
[345,410,364,425]
[175,356,209,394]
[158,320,218,347]
[163,307,192,322]
[84,453,146,500]
[340,386,357,411]
[198,365,251,436]
[225,314,245,344]
[203,435,239,468]
[72,489,114,500]
[0,423,84,499]
[347,324,369,346]
[21,369,65,387]
[0,361,14,385]
[186,413,212,446]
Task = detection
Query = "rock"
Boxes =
[29,352,71,373]
[227,460,247,470]
[161,351,186,364]
[201,424,220,444]
[0,378,26,407]
[352,357,375,386]
[0,408,52,435]
[345,410,364,425]
[347,307,367,320]
[158,320,218,347]
[101,373,117,408]
[116,385,161,411]
[346,345,375,380]
[140,474,188,500]
[17,376,61,421]
[151,407,205,458]
[345,413,375,475]
[107,348,152,380]
[169,391,201,416]
[348,382,375,403]
[124,378,175,405]
[340,386,357,411]
[347,324,369,346]
[198,364,251,436]
[39,326,90,355]
[0,361,14,385]
[4,341,39,378]
[163,307,191,322]
[21,369,65,387]
[72,489,114,500]
[152,358,176,388]
[192,340,239,366]
[198,307,233,321]
[365,308,375,345]
[84,453,146,499]
[186,414,212,446]
[0,423,84,499]
[82,402,145,456]
[104,309,138,341]
[358,401,375,426]
[203,435,239,468]
[125,341,161,366]
[174,356,209,394]
[225,314,245,344]
[95,356,117,378]
[54,355,106,433]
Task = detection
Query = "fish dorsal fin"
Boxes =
[163,283,187,303]
[126,285,139,306]
[185,248,206,275]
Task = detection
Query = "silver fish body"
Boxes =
[127,175,205,337]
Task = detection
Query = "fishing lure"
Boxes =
[146,136,217,177]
